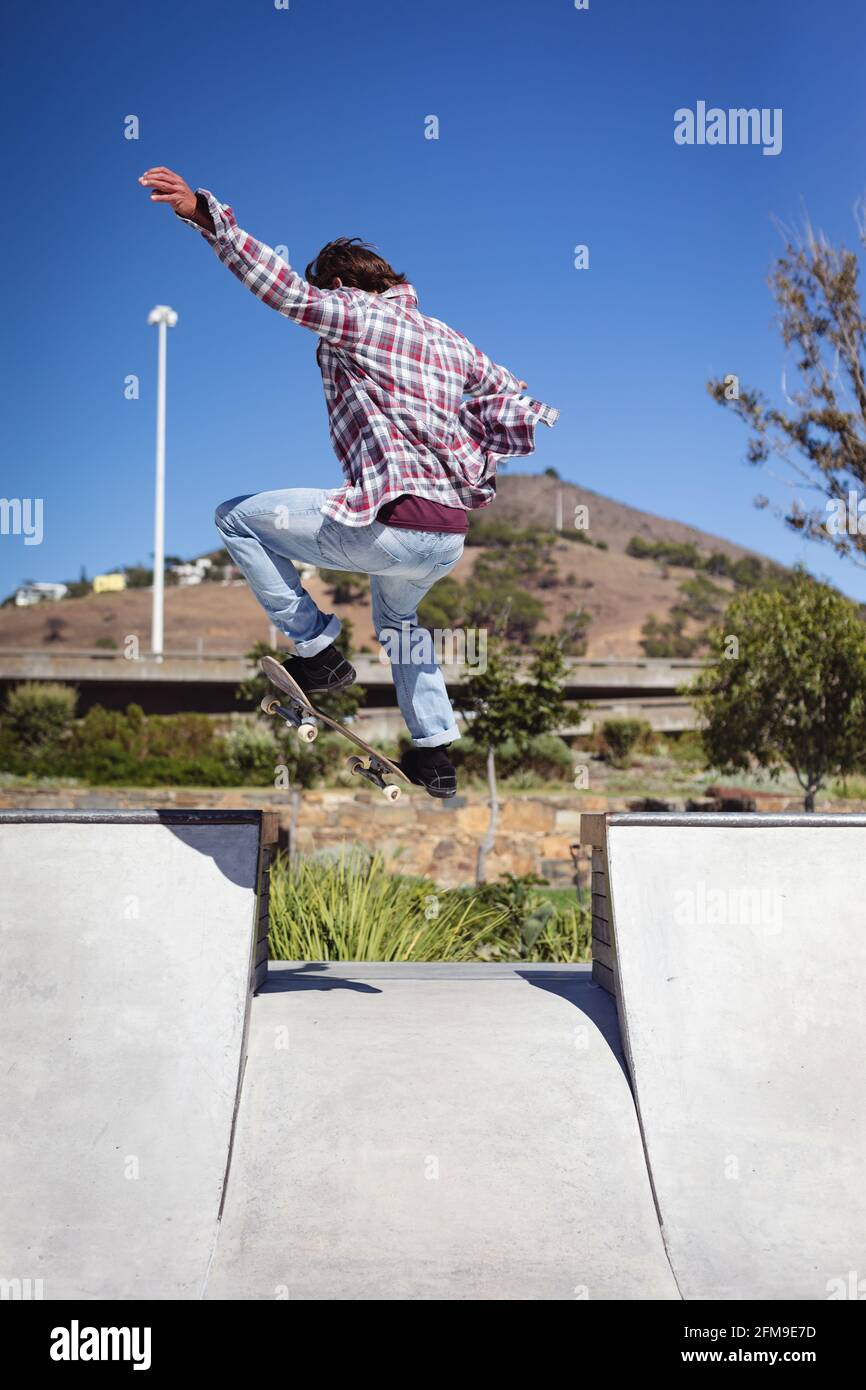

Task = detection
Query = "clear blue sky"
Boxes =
[4,0,866,602]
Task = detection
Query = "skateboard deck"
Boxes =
[259,654,411,801]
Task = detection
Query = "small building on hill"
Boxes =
[14,582,69,607]
[93,573,127,595]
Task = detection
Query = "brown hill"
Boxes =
[494,473,765,562]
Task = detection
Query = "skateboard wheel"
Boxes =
[298,722,318,743]
[346,755,364,774]
[382,784,401,802]
[260,695,280,715]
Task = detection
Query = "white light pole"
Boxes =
[147,305,178,659]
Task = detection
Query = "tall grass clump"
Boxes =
[268,852,590,963]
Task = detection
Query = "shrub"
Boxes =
[465,517,542,548]
[598,718,653,767]
[559,528,593,546]
[123,566,153,589]
[560,607,592,656]
[221,722,280,780]
[221,720,345,789]
[729,554,766,588]
[640,613,704,658]
[452,732,572,781]
[62,705,235,786]
[675,574,726,620]
[627,537,770,588]
[275,730,343,789]
[626,537,703,569]
[664,730,709,768]
[3,681,77,749]
[830,774,866,801]
[472,541,558,588]
[456,875,591,962]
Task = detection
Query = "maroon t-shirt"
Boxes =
[377,494,468,533]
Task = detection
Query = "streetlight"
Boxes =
[147,304,178,659]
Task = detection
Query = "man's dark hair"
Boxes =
[305,237,408,293]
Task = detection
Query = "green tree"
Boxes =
[640,613,703,658]
[463,577,545,643]
[599,718,652,769]
[708,209,866,567]
[690,570,866,811]
[463,637,570,883]
[675,574,727,621]
[560,607,592,656]
[124,566,153,589]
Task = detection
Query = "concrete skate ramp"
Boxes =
[0,811,271,1300]
[590,813,866,1300]
[206,963,677,1300]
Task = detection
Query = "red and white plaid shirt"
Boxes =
[184,191,559,526]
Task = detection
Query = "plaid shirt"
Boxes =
[183,190,559,526]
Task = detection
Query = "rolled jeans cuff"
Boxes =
[293,615,341,658]
[412,726,461,748]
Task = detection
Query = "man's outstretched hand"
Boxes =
[139,167,197,219]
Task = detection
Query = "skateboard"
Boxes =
[259,654,411,802]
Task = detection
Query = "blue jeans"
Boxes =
[214,488,465,747]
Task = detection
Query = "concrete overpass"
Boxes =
[0,648,703,731]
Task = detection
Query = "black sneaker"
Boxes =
[399,744,457,799]
[281,643,356,695]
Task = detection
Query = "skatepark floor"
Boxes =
[205,963,679,1300]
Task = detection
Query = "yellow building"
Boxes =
[93,573,127,595]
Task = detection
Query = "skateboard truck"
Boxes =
[346,754,402,802]
[260,695,318,744]
[260,696,402,800]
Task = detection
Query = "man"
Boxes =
[140,167,558,797]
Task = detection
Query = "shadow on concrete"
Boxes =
[261,963,383,994]
[0,811,267,891]
[518,969,630,1085]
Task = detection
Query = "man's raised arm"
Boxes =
[139,167,367,348]
[462,338,526,398]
